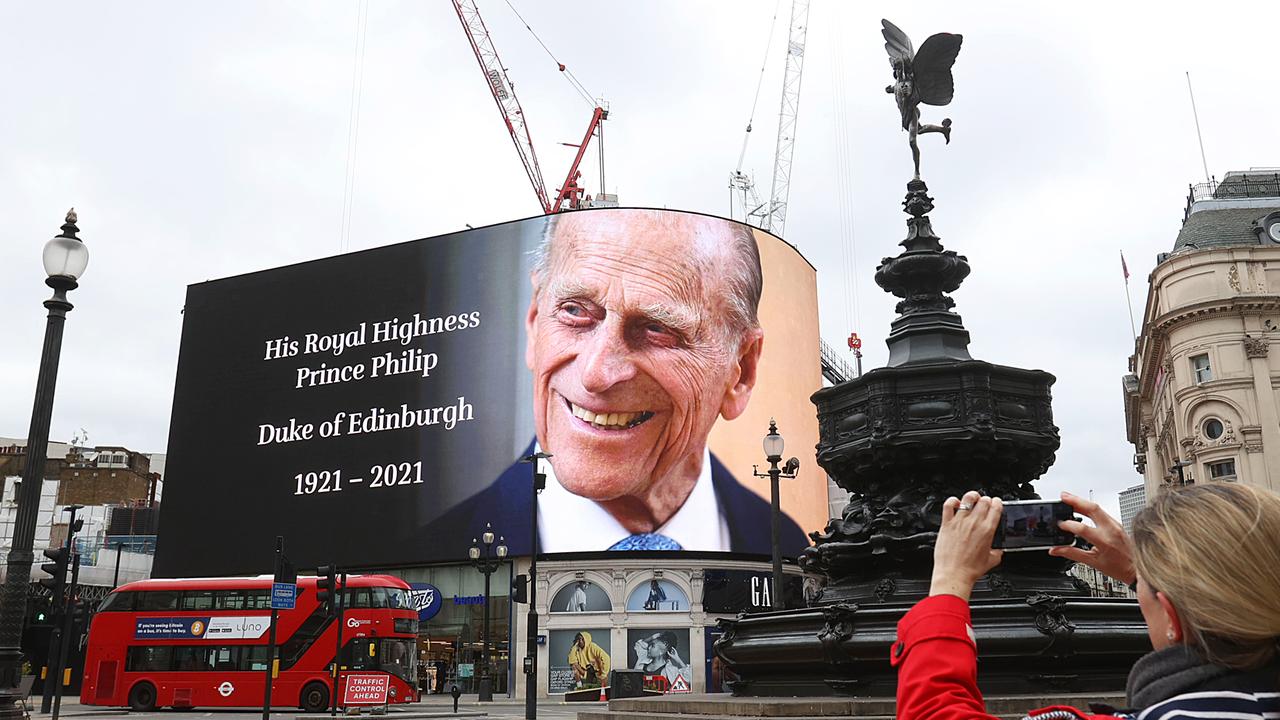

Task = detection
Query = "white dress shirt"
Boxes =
[536,445,731,552]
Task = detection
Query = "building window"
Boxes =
[1204,418,1225,440]
[1208,460,1237,481]
[1191,354,1212,383]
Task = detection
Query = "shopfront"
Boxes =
[519,556,814,698]
[388,563,513,696]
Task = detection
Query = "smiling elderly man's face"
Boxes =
[525,211,763,510]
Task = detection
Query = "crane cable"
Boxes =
[737,0,782,173]
[829,17,861,337]
[500,0,596,107]
[339,0,370,252]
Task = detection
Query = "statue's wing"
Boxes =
[880,19,914,65]
[913,32,963,106]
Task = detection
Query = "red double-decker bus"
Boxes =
[80,574,419,711]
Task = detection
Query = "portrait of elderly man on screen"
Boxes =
[425,209,807,555]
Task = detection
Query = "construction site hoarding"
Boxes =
[153,208,823,576]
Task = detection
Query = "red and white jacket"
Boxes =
[892,594,1125,720]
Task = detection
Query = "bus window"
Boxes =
[138,591,179,611]
[345,588,371,608]
[126,646,172,672]
[369,588,389,608]
[215,591,247,610]
[380,639,413,682]
[211,647,237,671]
[241,646,270,672]
[180,591,215,610]
[245,590,270,610]
[172,646,212,672]
[384,587,409,610]
[97,591,136,613]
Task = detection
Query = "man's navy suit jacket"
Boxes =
[424,446,809,557]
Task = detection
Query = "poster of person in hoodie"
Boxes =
[548,629,611,694]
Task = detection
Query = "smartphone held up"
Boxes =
[992,499,1075,551]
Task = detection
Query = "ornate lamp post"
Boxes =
[468,525,506,702]
[0,210,88,720]
[753,420,799,611]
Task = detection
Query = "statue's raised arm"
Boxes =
[882,19,962,180]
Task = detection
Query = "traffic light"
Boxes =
[70,598,91,627]
[511,574,528,604]
[316,565,337,614]
[39,547,69,596]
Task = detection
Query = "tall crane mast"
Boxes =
[454,0,551,213]
[453,0,608,214]
[763,0,810,236]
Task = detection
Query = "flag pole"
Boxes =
[1122,251,1138,341]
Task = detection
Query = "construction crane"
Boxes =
[453,0,609,214]
[730,0,810,237]
[763,0,810,237]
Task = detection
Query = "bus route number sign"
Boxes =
[343,674,389,705]
[271,582,297,610]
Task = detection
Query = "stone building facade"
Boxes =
[1124,170,1280,498]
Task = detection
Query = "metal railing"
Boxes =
[819,339,856,385]
[1184,172,1280,222]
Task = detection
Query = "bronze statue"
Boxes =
[882,19,962,180]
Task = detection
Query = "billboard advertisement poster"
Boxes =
[155,209,823,575]
[626,628,691,693]
[625,579,688,612]
[548,628,611,695]
[550,581,610,613]
[135,617,208,640]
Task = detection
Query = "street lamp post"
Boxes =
[0,210,88,720]
[1171,459,1193,485]
[752,419,799,611]
[468,525,506,703]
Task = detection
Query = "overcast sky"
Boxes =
[3,1,1279,519]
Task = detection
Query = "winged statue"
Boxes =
[882,19,963,180]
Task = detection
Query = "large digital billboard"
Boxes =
[154,209,824,576]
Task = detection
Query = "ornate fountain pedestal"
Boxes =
[711,178,1151,698]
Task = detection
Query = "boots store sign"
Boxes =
[409,583,442,621]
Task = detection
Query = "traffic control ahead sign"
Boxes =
[342,674,389,705]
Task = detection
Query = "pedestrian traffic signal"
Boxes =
[316,565,337,614]
[511,574,528,604]
[39,547,69,595]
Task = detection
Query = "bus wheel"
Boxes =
[300,682,330,713]
[128,681,158,712]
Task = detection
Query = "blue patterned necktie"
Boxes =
[608,533,682,551]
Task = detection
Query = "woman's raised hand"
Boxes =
[931,490,1004,601]
[1048,491,1136,585]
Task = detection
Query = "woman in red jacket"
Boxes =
[894,484,1280,720]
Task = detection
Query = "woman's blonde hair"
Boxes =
[1131,483,1280,669]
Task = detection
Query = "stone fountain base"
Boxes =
[713,596,1149,698]
[576,692,1129,720]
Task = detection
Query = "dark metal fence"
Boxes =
[1185,172,1280,222]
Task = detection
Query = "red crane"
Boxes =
[453,0,608,214]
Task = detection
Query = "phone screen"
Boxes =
[993,500,1074,550]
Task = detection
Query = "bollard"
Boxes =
[450,685,461,714]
